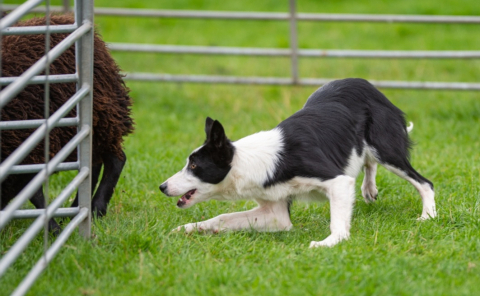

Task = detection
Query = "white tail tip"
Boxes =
[407,122,414,133]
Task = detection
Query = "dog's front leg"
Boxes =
[310,175,355,248]
[172,200,292,233]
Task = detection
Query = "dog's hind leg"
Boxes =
[310,175,355,248]
[361,161,378,203]
[172,199,292,234]
[382,162,436,220]
[366,122,436,219]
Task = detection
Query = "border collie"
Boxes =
[160,78,436,247]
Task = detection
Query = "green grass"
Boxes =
[1,0,480,295]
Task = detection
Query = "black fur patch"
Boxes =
[188,118,235,184]
[264,78,433,189]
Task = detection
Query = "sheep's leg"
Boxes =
[70,162,102,208]
[91,151,126,217]
[29,188,62,235]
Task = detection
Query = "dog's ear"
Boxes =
[205,119,234,167]
[205,117,214,138]
[210,120,227,149]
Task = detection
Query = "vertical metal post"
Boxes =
[1,0,3,210]
[63,0,70,13]
[75,0,93,238]
[43,0,52,269]
[289,0,299,85]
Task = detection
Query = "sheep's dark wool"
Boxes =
[1,14,134,227]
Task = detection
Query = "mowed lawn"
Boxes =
[1,0,480,295]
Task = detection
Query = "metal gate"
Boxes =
[5,0,480,90]
[0,0,94,294]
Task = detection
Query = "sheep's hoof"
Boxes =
[92,205,107,218]
[49,220,62,236]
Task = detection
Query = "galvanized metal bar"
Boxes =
[123,72,480,90]
[0,0,94,294]
[62,0,70,13]
[0,86,88,184]
[1,4,62,13]
[0,168,89,279]
[76,0,94,239]
[107,43,292,56]
[0,0,44,31]
[297,13,480,23]
[0,118,78,130]
[11,207,80,219]
[1,0,3,212]
[0,22,92,109]
[1,24,78,35]
[11,208,89,296]
[42,0,52,264]
[10,162,79,174]
[107,43,480,59]
[0,74,78,86]
[299,49,480,59]
[124,72,293,85]
[299,78,480,90]
[92,7,288,20]
[289,0,298,84]
[3,4,480,24]
[75,8,480,24]
[0,124,90,230]
[360,79,480,90]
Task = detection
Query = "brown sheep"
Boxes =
[1,14,134,231]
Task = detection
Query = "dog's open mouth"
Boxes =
[177,189,196,207]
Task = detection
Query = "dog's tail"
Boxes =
[406,122,414,133]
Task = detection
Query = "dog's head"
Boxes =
[160,117,235,208]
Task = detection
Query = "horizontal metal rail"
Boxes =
[308,78,480,90]
[123,73,480,90]
[10,162,79,174]
[3,4,480,24]
[297,13,480,24]
[0,124,90,230]
[299,49,480,58]
[107,43,291,56]
[0,0,44,31]
[11,207,80,219]
[108,43,480,59]
[0,86,88,184]
[94,8,291,20]
[0,74,78,86]
[0,168,89,278]
[11,207,89,296]
[1,24,78,35]
[125,72,293,84]
[0,117,78,130]
[95,9,480,23]
[0,22,92,109]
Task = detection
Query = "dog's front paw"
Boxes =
[171,222,208,234]
[309,234,349,248]
[417,211,437,221]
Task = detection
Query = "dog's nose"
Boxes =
[159,182,168,193]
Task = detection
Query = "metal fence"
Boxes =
[0,0,478,292]
[4,0,480,90]
[0,0,94,294]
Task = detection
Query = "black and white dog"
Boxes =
[160,78,436,247]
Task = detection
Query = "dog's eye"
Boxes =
[190,163,197,170]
